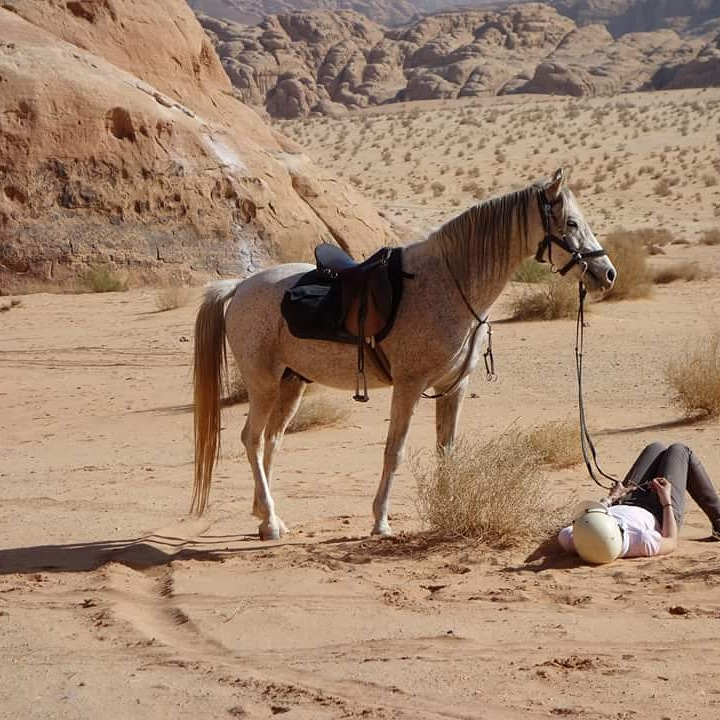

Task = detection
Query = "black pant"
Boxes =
[615,442,720,530]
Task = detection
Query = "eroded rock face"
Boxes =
[0,1,395,289]
[201,4,577,118]
[511,26,700,96]
[199,2,716,117]
[652,31,720,89]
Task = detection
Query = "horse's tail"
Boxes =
[191,280,239,515]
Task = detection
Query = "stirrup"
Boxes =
[353,371,369,403]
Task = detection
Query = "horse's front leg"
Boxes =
[435,377,469,454]
[372,381,424,536]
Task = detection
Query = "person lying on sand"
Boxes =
[559,442,720,564]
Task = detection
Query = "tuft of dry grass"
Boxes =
[412,432,564,545]
[601,231,653,301]
[512,258,552,284]
[653,262,712,285]
[287,394,350,433]
[665,334,720,418]
[0,298,22,313]
[525,419,582,469]
[79,265,128,293]
[510,276,578,321]
[699,229,720,246]
[155,285,192,312]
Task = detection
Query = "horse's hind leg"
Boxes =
[242,380,286,540]
[254,375,307,524]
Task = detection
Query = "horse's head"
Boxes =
[535,169,617,293]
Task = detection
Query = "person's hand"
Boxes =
[652,477,672,506]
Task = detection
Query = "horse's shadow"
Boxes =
[0,533,270,575]
[0,531,582,576]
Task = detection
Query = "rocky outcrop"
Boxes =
[0,1,395,290]
[201,4,577,118]
[652,31,720,88]
[511,25,700,95]
[198,2,715,116]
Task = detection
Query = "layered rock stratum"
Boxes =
[0,0,394,289]
[197,2,718,117]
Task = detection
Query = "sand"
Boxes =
[2,88,720,719]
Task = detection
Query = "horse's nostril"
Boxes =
[606,267,616,283]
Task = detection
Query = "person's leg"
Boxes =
[655,443,690,526]
[682,445,720,535]
[617,442,667,509]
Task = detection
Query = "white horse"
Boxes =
[192,169,616,540]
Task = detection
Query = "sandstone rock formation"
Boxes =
[198,2,713,117]
[652,30,720,88]
[201,4,577,118]
[0,1,395,290]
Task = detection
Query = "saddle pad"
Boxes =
[281,270,353,343]
[281,247,405,345]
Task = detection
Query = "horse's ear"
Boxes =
[546,168,565,200]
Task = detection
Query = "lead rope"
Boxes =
[576,282,619,491]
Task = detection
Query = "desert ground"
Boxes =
[3,88,720,719]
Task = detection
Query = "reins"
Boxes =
[575,281,619,491]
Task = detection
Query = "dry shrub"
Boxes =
[510,276,577,320]
[287,394,350,434]
[0,298,22,313]
[699,229,720,246]
[653,262,712,285]
[601,231,653,301]
[665,335,720,418]
[79,265,128,293]
[155,285,192,311]
[412,433,563,545]
[512,257,551,284]
[526,419,581,469]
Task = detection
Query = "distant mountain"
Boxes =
[550,0,720,38]
[187,0,505,28]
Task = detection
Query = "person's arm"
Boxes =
[653,477,678,555]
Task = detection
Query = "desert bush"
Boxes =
[653,178,671,197]
[601,231,653,301]
[653,262,712,285]
[699,229,720,246]
[510,276,578,321]
[0,298,22,313]
[665,335,720,418]
[512,258,551,284]
[286,394,350,434]
[412,432,563,544]
[526,420,582,469]
[79,265,128,293]
[430,181,446,197]
[155,286,192,312]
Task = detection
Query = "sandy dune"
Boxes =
[3,89,720,719]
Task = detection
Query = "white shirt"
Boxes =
[558,505,663,557]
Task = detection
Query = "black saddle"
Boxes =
[281,244,406,402]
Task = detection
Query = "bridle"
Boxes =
[535,191,608,276]
[535,190,621,494]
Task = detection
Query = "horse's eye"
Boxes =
[567,219,578,229]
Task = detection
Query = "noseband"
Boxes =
[535,193,607,276]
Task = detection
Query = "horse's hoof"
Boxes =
[258,517,286,541]
[371,523,392,537]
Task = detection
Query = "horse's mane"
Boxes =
[431,181,565,290]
